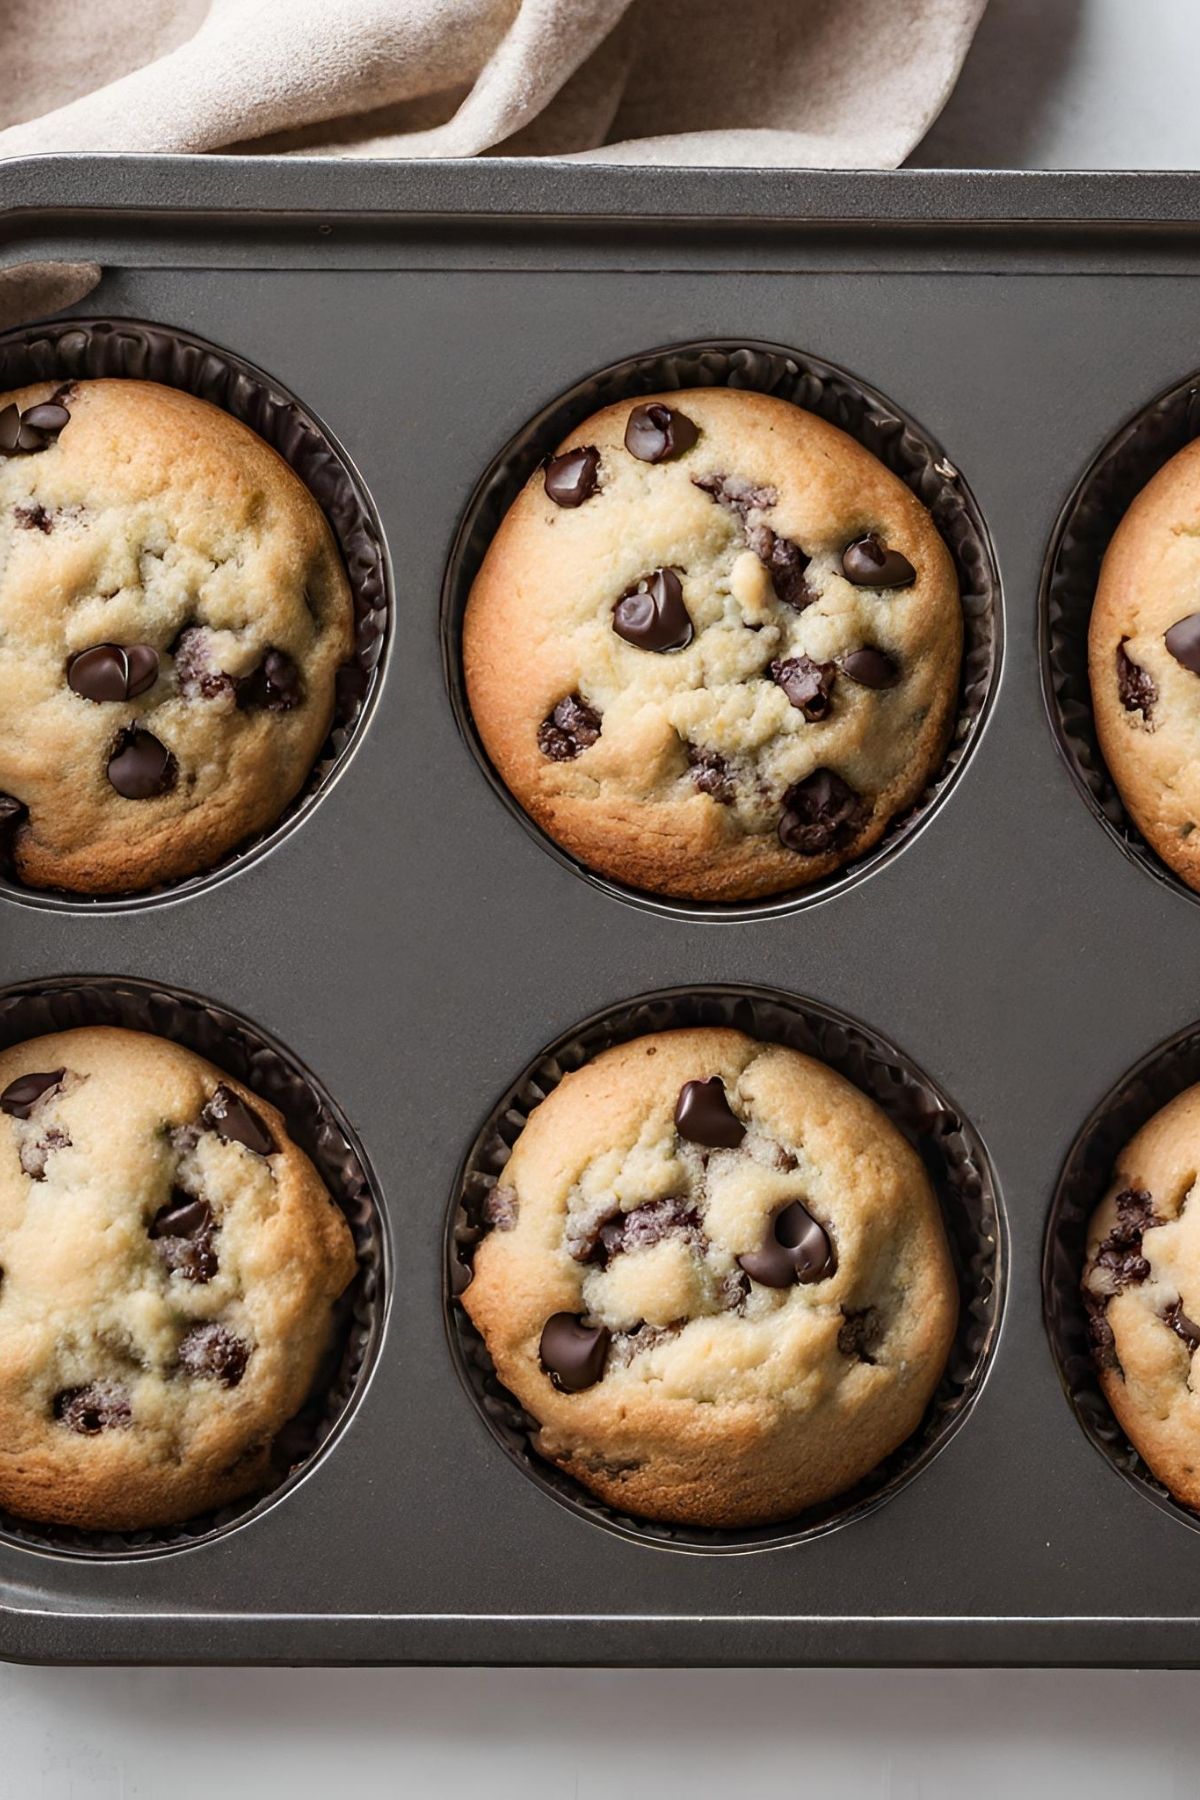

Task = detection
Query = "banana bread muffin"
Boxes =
[0,378,354,894]
[463,387,962,902]
[460,1026,958,1528]
[0,1026,356,1531]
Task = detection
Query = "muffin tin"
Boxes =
[4,158,1200,1664]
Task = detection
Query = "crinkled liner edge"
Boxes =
[1043,1020,1200,1534]
[441,339,1001,919]
[446,986,1005,1554]
[1042,368,1200,906]
[0,316,390,911]
[0,977,385,1560]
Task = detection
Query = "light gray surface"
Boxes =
[5,0,1200,1789]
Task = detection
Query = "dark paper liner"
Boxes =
[0,317,392,912]
[441,339,1002,920]
[0,976,387,1560]
[446,986,1005,1554]
[1043,1022,1200,1534]
[1041,369,1200,906]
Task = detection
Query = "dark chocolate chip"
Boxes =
[624,403,698,464]
[13,503,53,532]
[1091,1186,1160,1292]
[1086,1294,1119,1369]
[674,1077,745,1148]
[537,692,602,761]
[597,1195,702,1263]
[106,727,176,799]
[68,642,160,703]
[607,1320,683,1369]
[770,654,836,719]
[172,625,237,701]
[238,648,303,713]
[539,1312,610,1392]
[21,402,71,434]
[544,445,600,508]
[55,1382,132,1434]
[150,1193,213,1241]
[178,1322,250,1387]
[837,1305,881,1363]
[201,1084,278,1157]
[613,568,693,653]
[692,471,778,519]
[0,405,18,453]
[738,1199,837,1289]
[1,1068,65,1119]
[1165,613,1200,675]
[839,647,900,689]
[1116,641,1156,715]
[747,524,814,611]
[778,768,865,855]
[1167,1300,1200,1354]
[686,744,735,802]
[841,534,916,589]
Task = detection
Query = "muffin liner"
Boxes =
[441,339,1002,919]
[446,985,1005,1554]
[1041,369,1200,905]
[1044,1021,1200,1534]
[0,317,391,911]
[0,975,386,1560]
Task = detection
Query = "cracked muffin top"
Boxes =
[0,1026,357,1532]
[0,378,354,894]
[463,387,962,902]
[460,1026,958,1529]
[1083,1082,1200,1510]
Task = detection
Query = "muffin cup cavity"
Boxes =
[1042,370,1200,904]
[442,339,1002,920]
[446,985,1005,1554]
[0,976,387,1560]
[0,317,391,912]
[1044,1021,1200,1533]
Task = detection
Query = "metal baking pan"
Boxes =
[4,157,1200,1666]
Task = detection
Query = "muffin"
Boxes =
[460,1026,958,1528]
[1090,437,1200,892]
[0,1026,356,1531]
[464,387,962,902]
[0,378,354,894]
[1083,1082,1200,1509]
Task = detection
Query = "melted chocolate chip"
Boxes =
[1116,640,1156,715]
[544,446,600,508]
[839,647,900,689]
[1167,1301,1200,1354]
[692,471,778,520]
[778,768,865,855]
[597,1195,702,1264]
[55,1382,132,1434]
[150,1193,212,1240]
[178,1322,250,1387]
[68,643,159,703]
[687,744,735,802]
[0,1068,64,1119]
[837,1305,882,1363]
[674,1077,745,1148]
[150,1194,218,1282]
[747,524,814,611]
[237,648,303,713]
[483,1186,518,1230]
[738,1199,837,1289]
[1092,1186,1160,1291]
[537,693,601,761]
[613,568,693,652]
[841,535,916,589]
[1165,613,1200,675]
[624,403,698,464]
[106,727,176,799]
[1086,1295,1118,1369]
[771,654,835,719]
[201,1085,277,1157]
[539,1313,610,1392]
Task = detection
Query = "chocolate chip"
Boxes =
[837,1305,881,1363]
[1092,1186,1160,1292]
[55,1382,132,1434]
[544,446,600,508]
[178,1322,250,1387]
[1167,1301,1200,1353]
[778,768,865,855]
[747,524,814,611]
[624,403,698,464]
[674,1077,745,1148]
[738,1199,837,1289]
[537,693,602,761]
[607,1320,683,1369]
[172,626,237,701]
[1086,1294,1118,1369]
[201,1084,278,1157]
[150,1193,213,1241]
[0,406,18,453]
[238,648,303,713]
[1117,641,1156,715]
[19,1126,70,1180]
[68,643,160,702]
[21,402,70,434]
[1,1068,65,1119]
[597,1195,702,1263]
[0,397,70,457]
[613,568,693,652]
[839,647,900,689]
[106,727,176,799]
[692,471,778,519]
[539,1313,610,1392]
[841,534,916,588]
[1165,613,1200,675]
[687,744,735,802]
[483,1186,518,1230]
[14,503,53,532]
[770,654,836,719]
[150,1194,218,1281]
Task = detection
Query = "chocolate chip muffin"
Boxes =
[460,1027,957,1528]
[0,379,354,894]
[463,388,962,901]
[1083,1083,1200,1509]
[0,1026,356,1531]
[1088,438,1200,892]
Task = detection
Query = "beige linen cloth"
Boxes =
[0,0,986,328]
